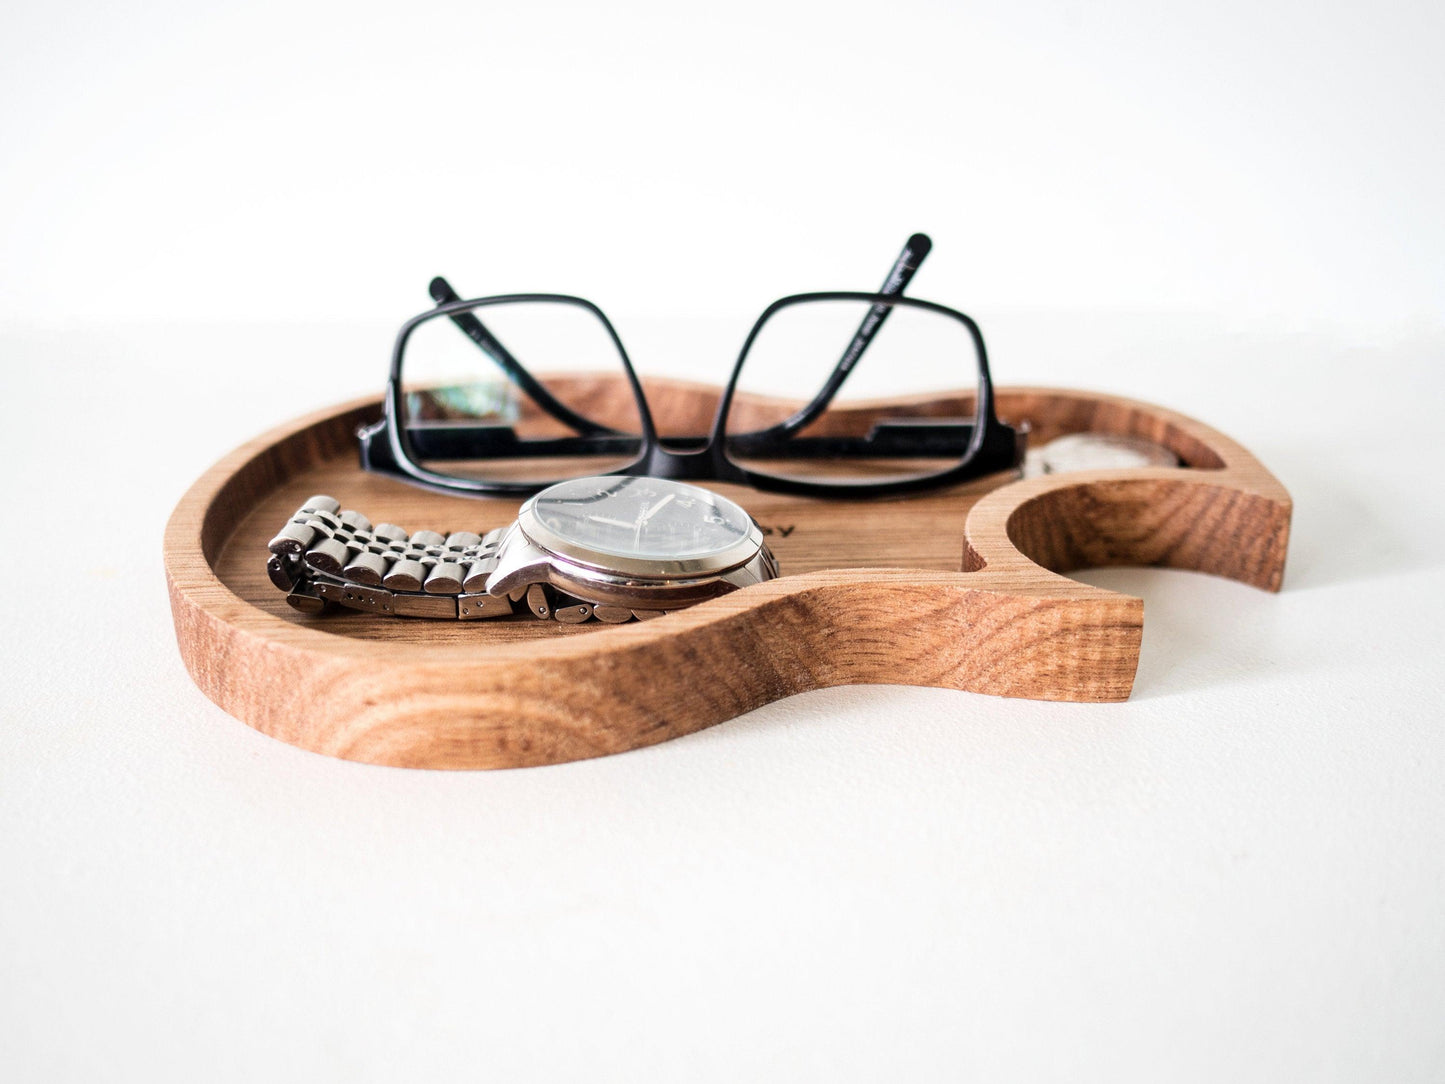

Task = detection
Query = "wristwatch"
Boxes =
[266,476,780,624]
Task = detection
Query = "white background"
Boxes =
[3,2,1443,1081]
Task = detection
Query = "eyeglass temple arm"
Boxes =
[767,232,932,437]
[401,419,992,460]
[427,277,615,436]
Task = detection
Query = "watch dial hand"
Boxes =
[589,515,638,529]
[640,493,675,522]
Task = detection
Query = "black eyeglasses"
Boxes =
[358,234,1023,499]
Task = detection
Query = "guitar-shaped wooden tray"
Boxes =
[165,382,1291,769]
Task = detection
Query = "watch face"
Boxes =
[527,476,755,562]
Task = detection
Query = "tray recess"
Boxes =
[164,382,1291,769]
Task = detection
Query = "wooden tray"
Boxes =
[164,383,1291,769]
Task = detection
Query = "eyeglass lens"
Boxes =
[723,298,984,486]
[399,299,645,485]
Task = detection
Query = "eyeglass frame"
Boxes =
[358,281,1023,501]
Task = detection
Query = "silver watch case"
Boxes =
[484,499,777,612]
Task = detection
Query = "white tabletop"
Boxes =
[3,312,1442,1082]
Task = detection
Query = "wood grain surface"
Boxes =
[164,381,1292,769]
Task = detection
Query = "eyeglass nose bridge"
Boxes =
[630,426,744,485]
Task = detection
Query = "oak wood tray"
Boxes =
[164,383,1291,769]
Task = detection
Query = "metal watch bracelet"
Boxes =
[266,495,666,624]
